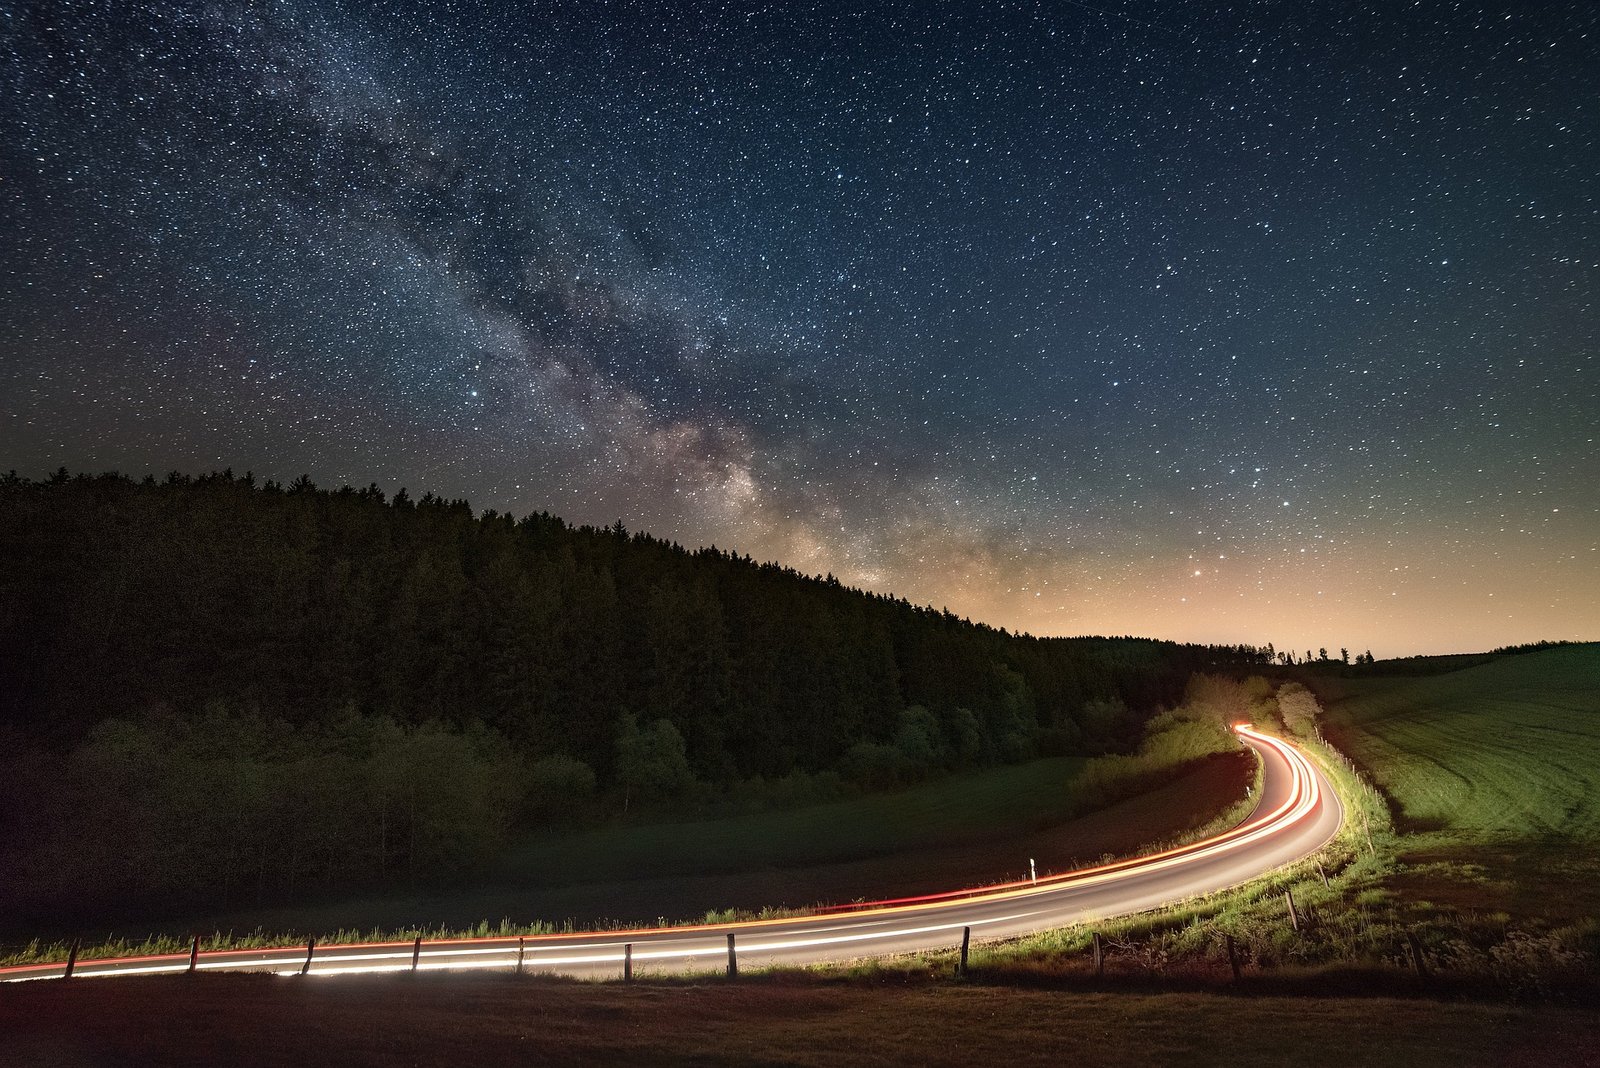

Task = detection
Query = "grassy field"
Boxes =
[506,755,1103,886]
[1316,644,1600,930]
[1321,644,1600,840]
[7,747,1252,961]
[498,746,1251,892]
[8,660,1599,1063]
[3,972,1595,1068]
[907,645,1600,996]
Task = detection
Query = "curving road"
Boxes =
[0,726,1341,983]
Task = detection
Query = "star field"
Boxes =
[3,0,1597,655]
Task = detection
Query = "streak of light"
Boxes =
[0,726,1336,983]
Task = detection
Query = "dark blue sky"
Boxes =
[4,0,1596,654]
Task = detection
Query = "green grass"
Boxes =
[886,647,1600,997]
[503,756,1097,886]
[854,726,1405,984]
[2,743,1253,966]
[503,723,1240,889]
[1319,644,1600,841]
[1312,643,1600,958]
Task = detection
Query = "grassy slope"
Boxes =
[3,973,1596,1068]
[867,648,1600,995]
[13,664,1600,1063]
[1317,644,1600,927]
[509,756,1103,885]
[130,751,1251,941]
[1322,645,1600,840]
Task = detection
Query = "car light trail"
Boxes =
[0,726,1341,983]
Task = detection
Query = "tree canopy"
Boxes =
[0,469,1277,927]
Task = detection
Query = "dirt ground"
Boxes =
[2,972,1596,1067]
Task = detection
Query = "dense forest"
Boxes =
[0,469,1273,924]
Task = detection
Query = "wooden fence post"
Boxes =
[1285,890,1300,931]
[516,936,526,975]
[411,936,422,973]
[624,943,633,981]
[300,937,316,976]
[1226,935,1241,981]
[726,933,737,978]
[63,941,79,980]
[188,935,200,974]
[1406,931,1430,981]
[1092,932,1103,978]
[958,926,970,977]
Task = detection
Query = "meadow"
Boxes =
[1315,644,1600,937]
[897,645,1600,996]
[1321,644,1600,841]
[10,656,1599,1066]
[2,714,1252,963]
[497,710,1247,908]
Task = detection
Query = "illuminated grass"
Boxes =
[831,728,1405,985]
[848,648,1600,997]
[1320,644,1600,841]
[1315,644,1600,971]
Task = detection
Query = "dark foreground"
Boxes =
[2,973,1595,1067]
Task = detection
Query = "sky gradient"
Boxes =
[4,1,1597,656]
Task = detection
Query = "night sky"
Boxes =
[4,1,1597,656]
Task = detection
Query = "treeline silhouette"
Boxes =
[0,469,1273,923]
[1269,640,1592,680]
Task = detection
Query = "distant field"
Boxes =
[1317,644,1600,926]
[1320,645,1600,841]
[501,747,1246,889]
[139,751,1251,939]
[507,755,1097,886]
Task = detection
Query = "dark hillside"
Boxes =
[0,469,1270,925]
[0,469,1269,774]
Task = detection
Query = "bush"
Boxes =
[1065,687,1241,812]
[840,741,910,791]
[1276,682,1319,736]
[615,715,696,807]
[523,755,597,822]
[3,705,528,922]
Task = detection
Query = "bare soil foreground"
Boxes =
[3,973,1596,1068]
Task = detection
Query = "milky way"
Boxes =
[3,1,1597,655]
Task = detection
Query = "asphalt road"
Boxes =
[0,726,1341,983]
